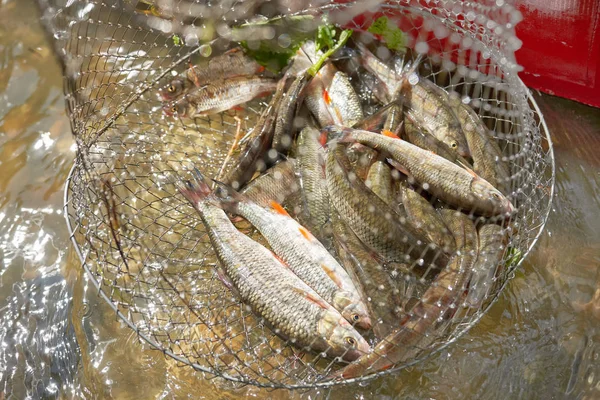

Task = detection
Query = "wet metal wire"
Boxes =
[48,0,555,389]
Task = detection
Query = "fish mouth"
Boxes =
[342,347,364,362]
[355,316,372,330]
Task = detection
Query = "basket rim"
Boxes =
[62,79,555,389]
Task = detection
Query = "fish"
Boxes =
[272,74,309,153]
[176,170,370,361]
[163,76,277,118]
[355,42,401,104]
[213,185,371,329]
[383,103,403,134]
[325,143,448,268]
[464,223,508,308]
[331,210,406,340]
[324,127,514,217]
[398,184,456,254]
[403,116,472,168]
[365,160,395,205]
[221,77,287,190]
[356,43,470,158]
[240,159,300,208]
[336,209,478,378]
[399,77,471,158]
[296,126,331,241]
[451,100,511,195]
[159,47,265,101]
[304,62,364,128]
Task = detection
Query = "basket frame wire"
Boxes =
[63,80,555,388]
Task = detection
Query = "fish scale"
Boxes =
[296,126,330,240]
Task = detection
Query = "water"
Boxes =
[1,0,599,398]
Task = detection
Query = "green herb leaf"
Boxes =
[506,247,523,269]
[172,34,182,47]
[367,16,406,52]
[234,15,316,73]
[240,42,301,73]
[307,29,353,77]
[315,24,336,53]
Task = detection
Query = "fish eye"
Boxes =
[450,141,458,148]
[491,192,501,200]
[171,105,178,113]
[352,314,360,322]
[345,337,357,346]
[167,84,176,93]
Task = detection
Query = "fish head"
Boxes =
[318,311,371,361]
[471,177,514,215]
[444,136,471,159]
[159,78,185,100]
[334,291,372,330]
[162,99,188,117]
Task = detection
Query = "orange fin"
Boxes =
[256,65,266,73]
[321,264,343,288]
[298,226,314,241]
[291,287,329,309]
[322,88,332,105]
[271,251,289,268]
[458,160,478,178]
[269,200,290,216]
[387,158,410,177]
[382,129,400,139]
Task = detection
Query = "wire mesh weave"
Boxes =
[44,0,555,389]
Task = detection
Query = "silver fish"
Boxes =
[336,209,477,378]
[214,186,371,329]
[325,127,514,217]
[177,170,370,361]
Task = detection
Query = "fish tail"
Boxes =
[176,168,213,206]
[319,126,355,147]
[210,179,245,211]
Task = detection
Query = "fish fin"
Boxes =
[290,286,330,309]
[271,251,289,268]
[386,158,410,177]
[269,200,290,216]
[322,88,332,105]
[321,126,355,147]
[298,226,315,241]
[176,168,213,205]
[209,179,244,211]
[215,267,238,295]
[459,161,479,178]
[321,264,343,288]
[382,129,400,139]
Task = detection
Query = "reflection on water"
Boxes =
[0,0,599,398]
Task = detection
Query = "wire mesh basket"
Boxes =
[47,0,555,389]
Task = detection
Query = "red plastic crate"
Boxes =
[515,0,600,107]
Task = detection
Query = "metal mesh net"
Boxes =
[43,0,555,389]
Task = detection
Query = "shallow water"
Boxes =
[1,0,599,398]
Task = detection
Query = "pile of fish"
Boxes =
[166,38,514,379]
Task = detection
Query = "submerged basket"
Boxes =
[47,0,554,389]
